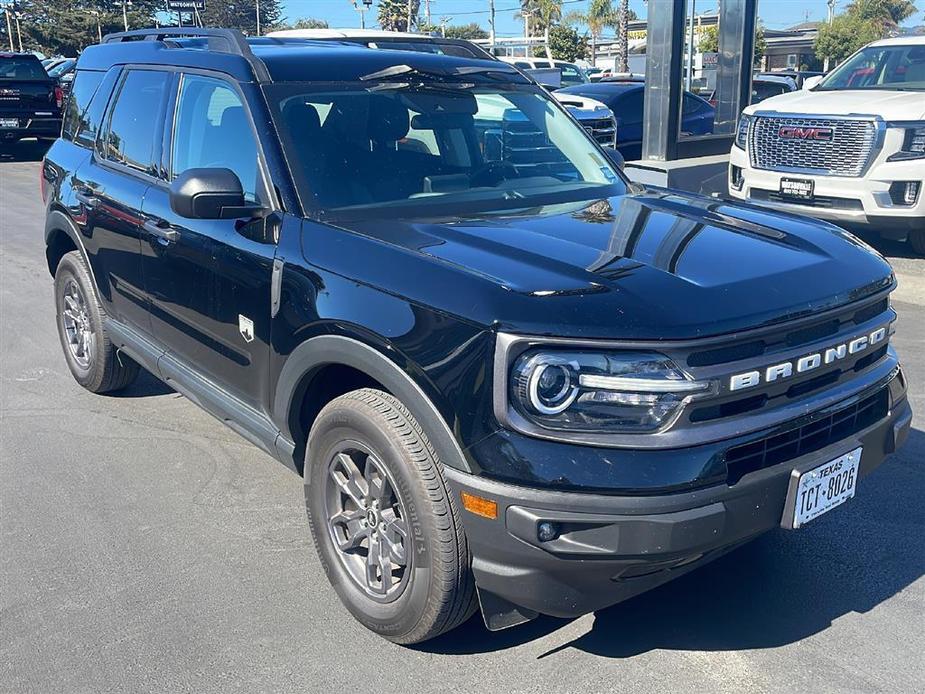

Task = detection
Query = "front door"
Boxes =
[141,73,277,412]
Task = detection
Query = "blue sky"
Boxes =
[279,1,923,35]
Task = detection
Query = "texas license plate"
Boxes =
[0,118,18,128]
[780,177,814,200]
[787,448,861,529]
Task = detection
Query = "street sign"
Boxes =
[166,1,205,10]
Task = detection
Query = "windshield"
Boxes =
[0,56,47,80]
[47,60,76,78]
[268,81,625,219]
[816,44,925,91]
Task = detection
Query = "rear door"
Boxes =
[141,72,277,411]
[76,67,171,332]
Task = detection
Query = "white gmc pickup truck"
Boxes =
[729,37,925,254]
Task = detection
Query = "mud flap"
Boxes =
[476,585,539,631]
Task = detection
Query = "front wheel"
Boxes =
[304,388,477,644]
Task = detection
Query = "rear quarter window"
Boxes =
[62,70,105,145]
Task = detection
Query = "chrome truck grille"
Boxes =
[581,116,617,147]
[749,115,880,177]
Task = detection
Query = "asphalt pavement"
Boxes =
[1,141,923,694]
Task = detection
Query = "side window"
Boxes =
[62,70,104,144]
[171,74,262,203]
[103,70,170,173]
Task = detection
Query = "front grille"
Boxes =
[749,116,879,177]
[750,189,865,211]
[724,388,889,485]
[581,116,617,147]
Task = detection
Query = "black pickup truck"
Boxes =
[40,29,912,644]
[0,52,62,143]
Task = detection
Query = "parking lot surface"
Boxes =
[2,142,923,693]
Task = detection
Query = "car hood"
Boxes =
[553,92,612,116]
[326,191,894,340]
[746,88,925,120]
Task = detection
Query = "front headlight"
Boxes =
[735,114,753,150]
[510,350,712,434]
[887,121,925,160]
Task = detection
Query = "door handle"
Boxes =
[75,191,99,208]
[143,219,180,244]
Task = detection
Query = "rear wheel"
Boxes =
[54,251,139,393]
[909,229,925,256]
[304,388,477,644]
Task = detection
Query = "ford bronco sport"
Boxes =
[41,29,912,644]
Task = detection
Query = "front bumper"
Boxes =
[728,145,924,234]
[446,386,912,627]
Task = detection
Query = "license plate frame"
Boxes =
[0,117,19,128]
[780,177,815,200]
[782,447,861,529]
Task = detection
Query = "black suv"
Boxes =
[41,29,912,644]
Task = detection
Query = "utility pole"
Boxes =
[122,0,130,32]
[4,9,13,52]
[13,5,21,52]
[425,0,432,27]
[824,0,836,71]
[354,0,372,29]
[522,9,532,58]
[440,15,450,37]
[489,0,496,51]
[256,0,262,36]
[407,0,414,32]
[686,0,696,91]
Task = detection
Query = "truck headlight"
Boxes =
[510,350,713,433]
[887,121,925,160]
[735,114,753,150]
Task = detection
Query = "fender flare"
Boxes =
[44,209,97,286]
[274,335,474,473]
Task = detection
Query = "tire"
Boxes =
[909,229,925,256]
[304,388,477,644]
[54,250,139,393]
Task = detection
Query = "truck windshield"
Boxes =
[268,82,625,218]
[816,44,925,91]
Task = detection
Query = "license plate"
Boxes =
[780,177,814,200]
[788,448,861,529]
[0,118,18,128]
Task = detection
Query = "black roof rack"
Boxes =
[100,27,271,82]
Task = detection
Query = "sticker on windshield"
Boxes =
[600,166,617,182]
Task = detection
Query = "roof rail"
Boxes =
[100,27,271,82]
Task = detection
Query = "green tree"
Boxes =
[542,24,588,62]
[18,1,162,56]
[565,0,619,67]
[378,0,420,32]
[199,0,283,35]
[699,23,766,65]
[444,23,489,40]
[847,0,917,26]
[275,18,330,30]
[815,12,884,64]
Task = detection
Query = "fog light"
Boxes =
[537,521,559,542]
[889,181,921,206]
[730,165,744,191]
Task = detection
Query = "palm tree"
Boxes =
[536,0,563,58]
[616,0,630,72]
[566,0,618,67]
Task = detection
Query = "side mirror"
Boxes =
[802,75,824,91]
[169,168,263,220]
[602,146,625,170]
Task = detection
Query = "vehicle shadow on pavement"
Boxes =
[0,139,51,163]
[106,367,175,398]
[421,428,925,658]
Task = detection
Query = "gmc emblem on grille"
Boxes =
[778,126,834,141]
[729,327,888,392]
